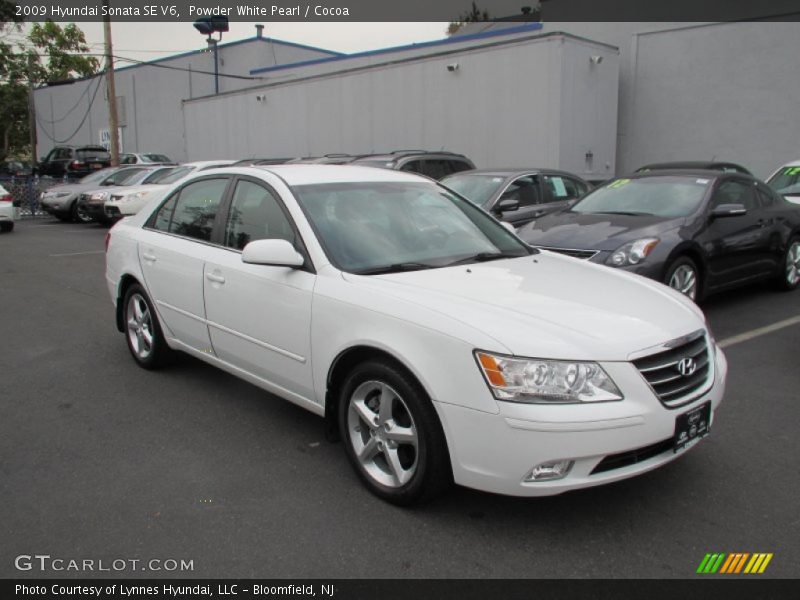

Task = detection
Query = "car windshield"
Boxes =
[78,169,113,184]
[571,176,711,217]
[141,167,175,184]
[76,149,110,160]
[150,166,192,184]
[292,181,531,274]
[119,169,157,185]
[440,174,507,207]
[767,166,800,195]
[142,154,171,163]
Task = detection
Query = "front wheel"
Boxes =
[72,200,93,224]
[338,359,451,505]
[665,256,700,301]
[122,284,172,369]
[778,237,800,291]
[0,222,13,232]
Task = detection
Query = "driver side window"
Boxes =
[710,180,758,211]
[500,176,540,207]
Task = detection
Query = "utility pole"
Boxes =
[27,54,38,165]
[103,0,120,166]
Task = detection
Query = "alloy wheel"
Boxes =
[75,203,93,223]
[669,264,697,300]
[786,241,800,286]
[346,380,419,488]
[126,293,155,360]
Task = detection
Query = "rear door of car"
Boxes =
[138,176,231,352]
[541,173,591,215]
[201,176,316,403]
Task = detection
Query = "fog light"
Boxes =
[525,460,574,482]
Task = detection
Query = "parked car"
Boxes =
[516,170,800,301]
[37,146,111,179]
[103,160,236,220]
[0,184,16,232]
[636,161,752,176]
[351,150,475,180]
[106,164,727,505]
[79,166,176,224]
[2,159,32,178]
[765,159,800,204]
[119,153,175,165]
[441,168,592,228]
[40,167,142,223]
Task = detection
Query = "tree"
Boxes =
[447,2,490,36]
[0,18,99,161]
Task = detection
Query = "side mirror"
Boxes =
[494,197,520,214]
[710,203,747,218]
[241,238,304,268]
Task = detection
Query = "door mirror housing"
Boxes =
[241,239,305,268]
[710,203,747,218]
[494,197,520,213]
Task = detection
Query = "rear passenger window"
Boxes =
[224,180,295,250]
[448,160,473,174]
[152,195,176,231]
[167,178,227,242]
[755,185,775,207]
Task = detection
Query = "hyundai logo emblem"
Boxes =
[677,357,697,377]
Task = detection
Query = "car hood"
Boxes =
[41,182,97,197]
[342,252,705,361]
[517,211,685,251]
[105,184,164,197]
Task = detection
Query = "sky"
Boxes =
[69,22,452,64]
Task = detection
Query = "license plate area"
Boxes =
[674,401,711,452]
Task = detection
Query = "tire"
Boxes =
[665,256,701,301]
[71,200,93,224]
[0,222,12,233]
[338,359,452,506]
[777,236,800,291]
[122,284,172,369]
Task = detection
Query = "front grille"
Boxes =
[590,438,673,475]
[633,332,712,408]
[539,246,599,260]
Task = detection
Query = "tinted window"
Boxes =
[400,160,424,175]
[143,154,171,163]
[168,178,227,242]
[56,148,72,160]
[103,168,143,185]
[710,180,758,211]
[153,166,193,184]
[76,149,110,161]
[755,185,775,208]
[448,160,473,174]
[120,155,136,164]
[224,180,295,250]
[500,176,541,207]
[142,167,174,184]
[152,195,177,231]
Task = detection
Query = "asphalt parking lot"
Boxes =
[1,218,798,579]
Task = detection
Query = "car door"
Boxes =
[700,177,772,288]
[138,176,230,352]
[202,177,316,403]
[542,173,590,215]
[488,175,544,227]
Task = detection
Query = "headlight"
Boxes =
[119,191,151,203]
[475,351,623,404]
[606,238,659,267]
[90,192,108,201]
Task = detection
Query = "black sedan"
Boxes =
[440,168,592,228]
[516,170,800,301]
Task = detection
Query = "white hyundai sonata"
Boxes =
[105,165,727,505]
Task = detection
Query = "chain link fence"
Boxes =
[0,176,69,218]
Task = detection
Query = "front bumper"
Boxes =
[435,345,727,497]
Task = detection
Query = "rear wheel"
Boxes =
[122,284,172,369]
[0,222,13,232]
[665,256,700,301]
[338,359,451,505]
[778,237,800,291]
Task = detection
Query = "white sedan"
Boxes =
[105,165,727,504]
[0,184,16,232]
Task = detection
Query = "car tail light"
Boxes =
[70,160,85,169]
[0,194,13,203]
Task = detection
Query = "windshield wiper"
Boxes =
[444,251,525,267]
[353,262,436,275]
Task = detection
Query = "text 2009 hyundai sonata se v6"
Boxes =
[105,165,727,505]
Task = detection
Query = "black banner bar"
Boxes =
[7,0,800,22]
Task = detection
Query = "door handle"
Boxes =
[206,272,226,284]
[142,252,157,262]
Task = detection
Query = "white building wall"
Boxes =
[183,33,620,178]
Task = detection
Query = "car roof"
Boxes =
[354,150,470,161]
[181,160,237,168]
[619,168,748,181]
[224,164,430,186]
[636,161,751,174]
[447,168,585,179]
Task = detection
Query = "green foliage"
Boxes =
[0,19,99,160]
[447,2,490,36]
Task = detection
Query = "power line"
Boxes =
[37,79,93,124]
[36,72,104,145]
